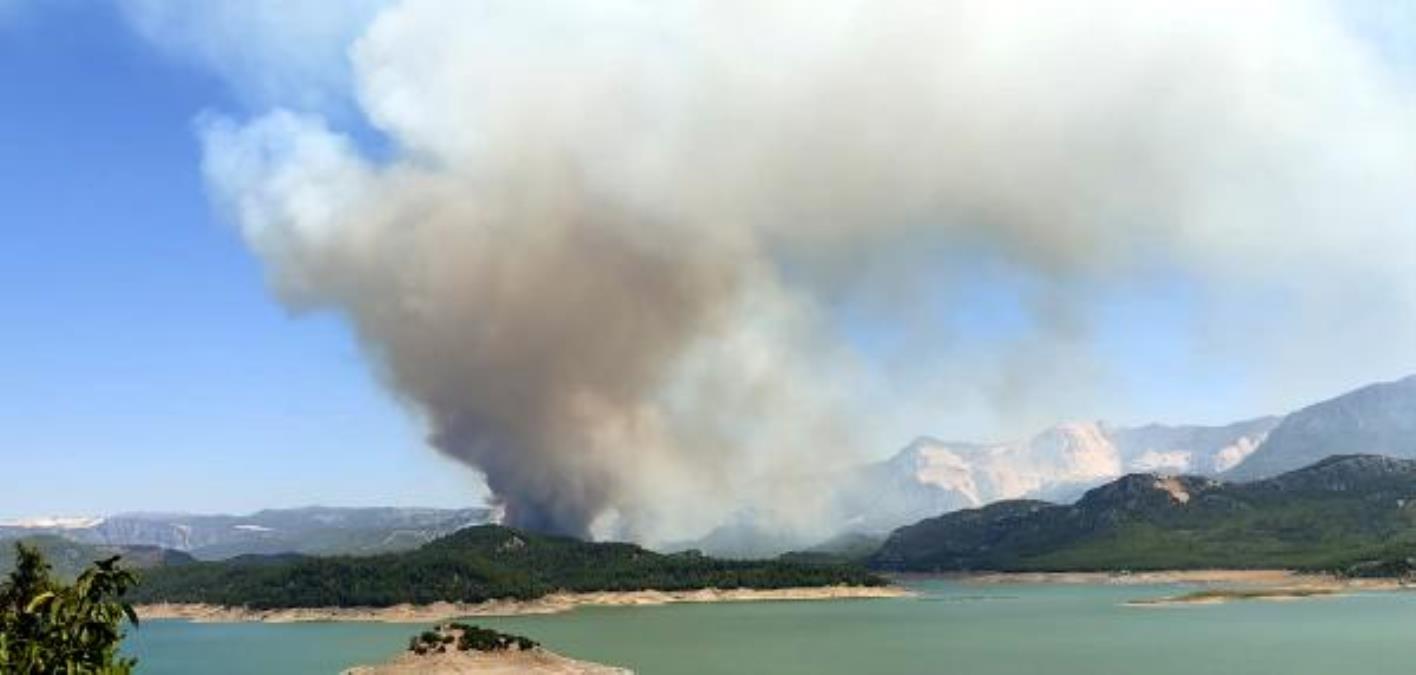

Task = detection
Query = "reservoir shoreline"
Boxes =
[897,569,1411,588]
[136,584,913,623]
[893,569,1410,606]
[125,577,1416,674]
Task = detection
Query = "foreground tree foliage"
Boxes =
[0,543,139,674]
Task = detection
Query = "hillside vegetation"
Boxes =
[0,535,193,580]
[871,454,1416,573]
[130,525,884,608]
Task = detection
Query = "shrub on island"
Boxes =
[407,623,539,656]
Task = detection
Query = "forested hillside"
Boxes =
[130,525,883,608]
[871,455,1416,573]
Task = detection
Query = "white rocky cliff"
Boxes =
[839,417,1278,533]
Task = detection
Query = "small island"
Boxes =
[1127,587,1341,606]
[343,623,630,674]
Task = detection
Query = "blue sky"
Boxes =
[0,3,482,516]
[0,2,1411,519]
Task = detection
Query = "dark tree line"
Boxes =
[131,525,885,609]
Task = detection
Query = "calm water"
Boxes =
[126,580,1416,674]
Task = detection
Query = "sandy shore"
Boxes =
[1126,587,1345,606]
[1117,574,1409,606]
[897,570,1412,605]
[921,569,1408,587]
[342,646,631,674]
[936,569,1325,586]
[137,585,913,623]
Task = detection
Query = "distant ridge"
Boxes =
[11,374,1414,563]
[836,417,1278,535]
[0,506,491,560]
[837,374,1416,540]
[870,454,1416,573]
[1225,375,1416,481]
[0,535,195,579]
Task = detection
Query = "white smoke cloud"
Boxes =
[132,0,1416,542]
[120,0,389,111]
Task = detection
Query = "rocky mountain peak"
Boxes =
[1074,473,1217,513]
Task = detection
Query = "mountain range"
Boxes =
[0,535,196,579]
[1223,375,1416,480]
[41,453,1416,608]
[6,375,1413,562]
[842,375,1416,536]
[869,454,1416,573]
[0,507,490,560]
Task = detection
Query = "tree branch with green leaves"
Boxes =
[0,542,140,674]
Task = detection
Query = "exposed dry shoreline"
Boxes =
[1126,587,1346,606]
[913,569,1328,585]
[136,585,913,623]
[344,642,630,674]
[895,569,1410,606]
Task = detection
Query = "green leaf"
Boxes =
[24,590,56,613]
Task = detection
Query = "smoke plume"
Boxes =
[182,0,1414,542]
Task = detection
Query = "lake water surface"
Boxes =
[125,580,1416,674]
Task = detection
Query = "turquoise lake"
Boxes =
[125,580,1416,674]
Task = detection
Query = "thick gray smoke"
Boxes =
[180,0,1414,542]
[202,107,862,539]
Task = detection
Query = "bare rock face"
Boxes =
[1226,375,1416,481]
[842,417,1273,535]
[1107,418,1280,474]
[847,374,1416,540]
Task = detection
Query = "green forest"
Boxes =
[871,455,1416,573]
[129,525,884,608]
